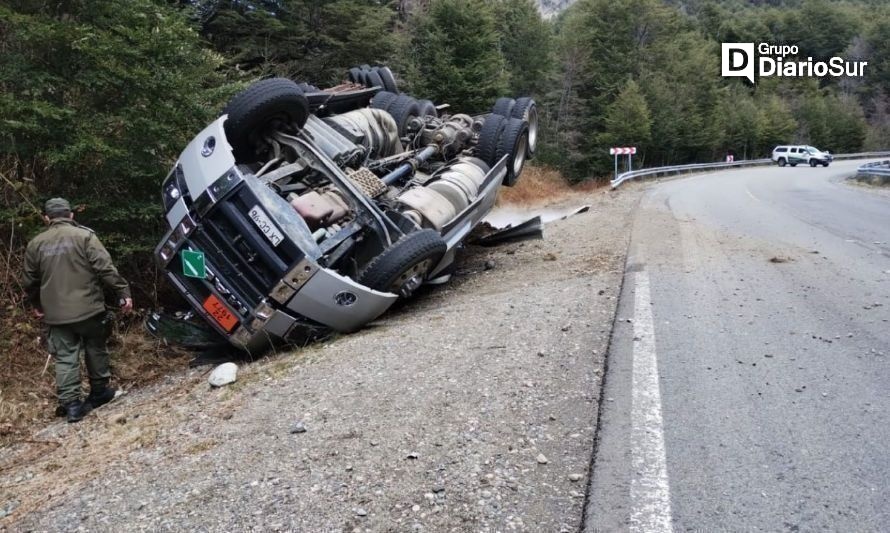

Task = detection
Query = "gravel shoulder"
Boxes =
[2,184,643,532]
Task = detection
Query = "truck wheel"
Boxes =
[387,95,421,136]
[222,78,308,162]
[823,161,830,167]
[417,99,438,118]
[477,114,507,168]
[809,159,817,167]
[510,97,538,158]
[371,91,399,111]
[778,158,787,167]
[495,117,529,187]
[365,69,385,89]
[375,66,399,93]
[492,97,515,118]
[358,229,447,298]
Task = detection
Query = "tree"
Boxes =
[0,0,230,293]
[404,0,508,113]
[756,95,798,154]
[186,0,398,85]
[493,0,555,96]
[598,79,652,152]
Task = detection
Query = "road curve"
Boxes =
[585,160,890,532]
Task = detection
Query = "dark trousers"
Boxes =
[47,312,111,404]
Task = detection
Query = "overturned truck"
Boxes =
[155,66,537,352]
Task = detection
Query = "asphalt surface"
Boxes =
[586,161,890,531]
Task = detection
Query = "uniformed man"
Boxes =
[23,198,133,423]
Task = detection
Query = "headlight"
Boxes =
[195,167,243,216]
[162,165,189,212]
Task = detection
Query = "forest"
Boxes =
[0,0,888,313]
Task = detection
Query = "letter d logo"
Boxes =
[722,43,755,84]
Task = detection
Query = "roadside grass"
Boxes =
[496,165,606,206]
[0,309,190,447]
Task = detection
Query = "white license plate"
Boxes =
[248,205,284,247]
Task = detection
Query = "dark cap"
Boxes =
[44,197,72,218]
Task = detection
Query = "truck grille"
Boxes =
[169,184,306,311]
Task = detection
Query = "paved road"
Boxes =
[585,161,890,532]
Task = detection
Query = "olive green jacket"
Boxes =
[23,218,131,325]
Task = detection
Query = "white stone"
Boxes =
[209,362,238,387]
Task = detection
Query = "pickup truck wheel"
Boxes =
[388,95,421,136]
[375,66,399,93]
[778,158,787,167]
[222,78,308,162]
[823,162,830,167]
[492,97,515,118]
[358,229,447,298]
[511,97,538,158]
[495,118,529,187]
[477,114,507,168]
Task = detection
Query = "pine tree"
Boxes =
[404,0,508,113]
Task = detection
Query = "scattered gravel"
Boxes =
[3,185,643,531]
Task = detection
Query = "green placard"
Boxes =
[181,249,206,279]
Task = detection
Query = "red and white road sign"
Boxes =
[610,147,637,155]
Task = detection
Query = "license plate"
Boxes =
[248,205,283,247]
[202,294,239,332]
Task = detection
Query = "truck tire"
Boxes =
[417,99,438,118]
[222,78,309,162]
[358,229,447,298]
[375,66,399,93]
[492,97,515,118]
[387,95,421,136]
[477,114,507,168]
[371,91,399,111]
[365,69,385,89]
[810,159,817,167]
[348,67,364,84]
[778,158,787,167]
[511,97,538,158]
[495,117,529,187]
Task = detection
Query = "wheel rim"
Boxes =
[512,133,528,177]
[524,106,538,153]
[390,258,434,297]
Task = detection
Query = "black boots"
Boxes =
[55,386,116,421]
[86,386,116,409]
[62,400,90,423]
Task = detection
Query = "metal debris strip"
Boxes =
[473,204,591,246]
[475,216,543,246]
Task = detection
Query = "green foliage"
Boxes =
[0,0,232,298]
[541,0,888,179]
[187,0,399,85]
[599,79,651,151]
[493,0,555,96]
[403,0,509,113]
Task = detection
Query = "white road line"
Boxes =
[630,271,673,533]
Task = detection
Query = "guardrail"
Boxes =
[611,151,890,189]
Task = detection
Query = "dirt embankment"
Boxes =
[2,172,644,531]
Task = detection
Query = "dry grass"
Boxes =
[496,165,606,207]
[0,312,190,447]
